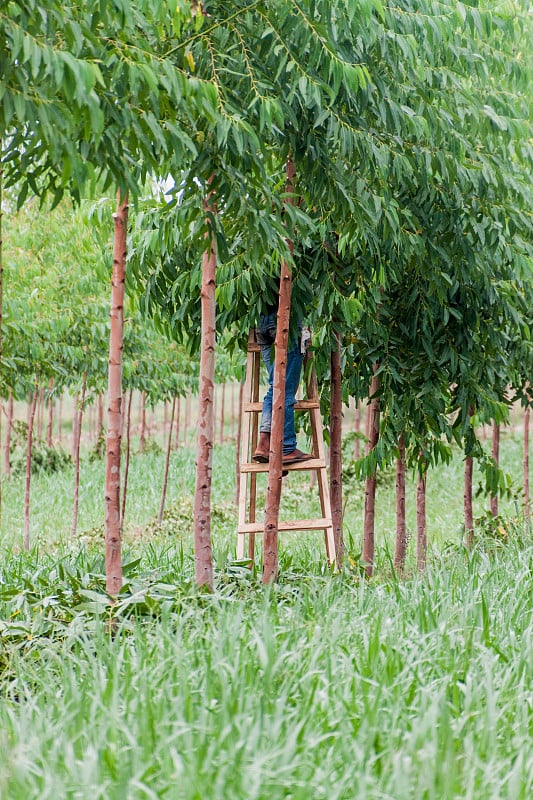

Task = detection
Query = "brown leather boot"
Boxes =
[253,431,270,463]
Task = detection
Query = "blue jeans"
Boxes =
[256,313,303,455]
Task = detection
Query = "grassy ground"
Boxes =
[0,423,531,798]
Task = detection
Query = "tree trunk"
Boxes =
[234,380,244,506]
[174,395,181,450]
[71,373,87,538]
[159,395,176,524]
[24,388,38,551]
[46,377,54,447]
[363,367,380,577]
[139,390,147,453]
[97,393,104,443]
[58,395,63,444]
[416,467,427,571]
[105,189,128,595]
[4,388,13,477]
[263,159,295,584]
[193,189,216,590]
[71,392,79,461]
[330,333,344,564]
[524,405,530,522]
[121,389,133,526]
[36,385,45,441]
[490,421,500,517]
[393,433,407,576]
[354,399,361,461]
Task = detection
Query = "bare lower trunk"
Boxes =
[46,377,54,446]
[139,391,147,453]
[263,159,295,584]
[71,374,87,537]
[363,367,380,576]
[183,394,190,446]
[105,189,128,595]
[193,190,216,591]
[523,405,530,522]
[71,392,79,461]
[97,394,104,442]
[174,395,181,450]
[393,433,407,575]
[234,381,244,506]
[159,395,176,524]
[464,455,474,548]
[121,389,133,526]
[24,388,38,551]
[490,421,500,517]
[4,389,13,476]
[36,385,45,441]
[330,333,344,564]
[354,399,361,461]
[416,468,427,571]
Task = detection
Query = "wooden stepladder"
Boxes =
[237,329,336,567]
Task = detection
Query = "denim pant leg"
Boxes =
[257,315,276,436]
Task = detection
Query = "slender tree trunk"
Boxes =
[163,400,169,439]
[71,392,79,461]
[139,390,147,453]
[58,395,63,444]
[234,381,244,506]
[105,189,128,595]
[231,381,236,439]
[158,396,176,524]
[330,333,344,564]
[24,388,38,551]
[193,189,216,590]
[4,388,13,477]
[71,373,87,538]
[36,385,45,440]
[121,389,133,527]
[524,405,530,522]
[185,393,191,445]
[490,421,500,517]
[263,159,295,584]
[393,433,407,575]
[97,393,104,443]
[174,395,181,450]
[363,367,380,577]
[416,466,427,571]
[354,399,361,461]
[46,377,54,447]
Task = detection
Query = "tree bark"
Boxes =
[416,467,427,571]
[58,395,63,444]
[330,332,344,564]
[234,380,244,506]
[4,388,13,477]
[393,433,407,575]
[71,373,87,538]
[24,388,38,551]
[105,189,128,595]
[71,392,79,461]
[354,399,361,461]
[46,377,54,447]
[97,393,104,443]
[121,389,133,526]
[263,159,295,584]
[159,395,176,524]
[362,367,380,576]
[174,395,181,450]
[139,390,147,453]
[490,421,500,517]
[36,385,45,441]
[524,404,530,522]
[193,189,216,590]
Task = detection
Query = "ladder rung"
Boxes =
[244,400,319,413]
[241,458,325,473]
[238,518,333,534]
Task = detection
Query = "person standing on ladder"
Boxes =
[252,306,313,465]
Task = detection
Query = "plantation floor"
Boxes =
[0,429,531,798]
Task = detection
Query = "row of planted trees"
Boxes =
[2,0,532,590]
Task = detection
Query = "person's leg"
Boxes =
[282,336,303,454]
[253,314,276,462]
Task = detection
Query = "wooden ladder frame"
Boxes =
[237,329,336,566]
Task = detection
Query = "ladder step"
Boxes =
[244,399,319,413]
[241,458,325,473]
[238,518,333,534]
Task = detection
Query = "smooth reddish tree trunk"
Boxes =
[121,389,133,526]
[330,333,344,564]
[193,191,216,590]
[71,392,79,461]
[4,389,13,476]
[363,367,380,576]
[174,395,181,450]
[490,421,500,517]
[24,388,38,551]
[525,405,530,522]
[46,378,54,447]
[71,374,87,537]
[36,385,45,441]
[416,467,427,571]
[159,395,176,524]
[354,399,361,461]
[263,159,295,584]
[234,381,244,506]
[394,433,407,575]
[105,190,128,595]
